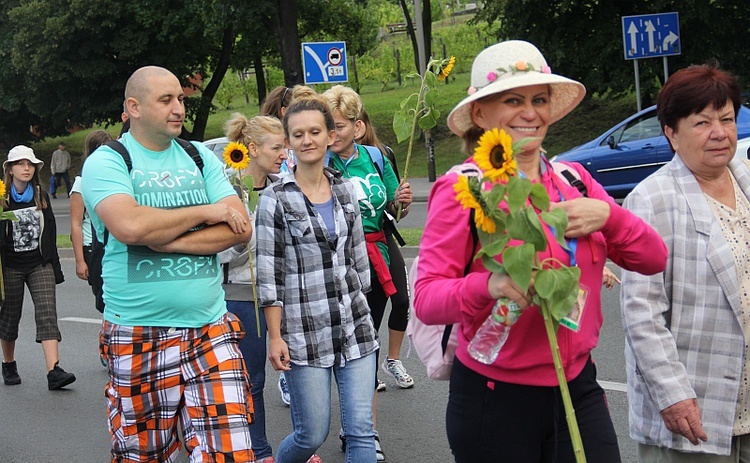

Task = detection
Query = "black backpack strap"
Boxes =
[441,209,479,355]
[560,170,588,197]
[175,138,204,174]
[384,217,406,246]
[105,140,132,172]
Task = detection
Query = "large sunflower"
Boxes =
[438,56,456,81]
[223,142,250,171]
[0,180,6,198]
[453,175,496,233]
[473,128,517,183]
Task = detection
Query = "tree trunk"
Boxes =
[190,25,234,141]
[276,0,303,86]
[253,53,267,108]
[398,0,420,72]
[422,0,432,62]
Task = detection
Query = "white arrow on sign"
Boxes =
[663,31,678,50]
[645,20,657,52]
[303,45,329,82]
[628,21,638,54]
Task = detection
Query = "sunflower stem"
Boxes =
[247,244,261,337]
[541,300,586,462]
[396,76,427,222]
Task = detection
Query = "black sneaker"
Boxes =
[47,363,76,390]
[2,361,21,385]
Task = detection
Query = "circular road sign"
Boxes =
[328,48,342,66]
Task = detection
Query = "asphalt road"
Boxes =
[0,257,637,462]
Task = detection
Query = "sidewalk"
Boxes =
[406,176,435,203]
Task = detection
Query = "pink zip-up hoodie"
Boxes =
[414,159,667,386]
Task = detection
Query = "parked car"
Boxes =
[553,104,750,198]
[202,136,229,161]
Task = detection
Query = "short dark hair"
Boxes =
[657,63,742,134]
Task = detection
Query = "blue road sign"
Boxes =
[622,12,680,60]
[302,41,348,85]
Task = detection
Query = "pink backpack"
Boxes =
[406,256,458,380]
[406,161,587,380]
[406,164,480,380]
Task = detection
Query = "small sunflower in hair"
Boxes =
[438,56,456,81]
[473,128,517,183]
[223,141,250,171]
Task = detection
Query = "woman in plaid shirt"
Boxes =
[256,91,379,463]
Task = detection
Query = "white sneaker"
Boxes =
[375,431,386,462]
[376,379,387,392]
[278,372,291,406]
[381,359,414,389]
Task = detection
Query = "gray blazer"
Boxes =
[621,155,750,455]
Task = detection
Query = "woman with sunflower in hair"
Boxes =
[412,40,667,462]
[219,112,287,463]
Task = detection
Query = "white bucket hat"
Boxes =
[3,145,44,172]
[447,40,586,137]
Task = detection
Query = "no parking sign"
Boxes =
[302,41,348,85]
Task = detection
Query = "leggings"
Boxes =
[385,229,409,332]
[447,356,621,463]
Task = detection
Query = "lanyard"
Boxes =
[520,156,578,267]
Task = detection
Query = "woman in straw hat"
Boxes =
[0,145,75,390]
[412,40,667,461]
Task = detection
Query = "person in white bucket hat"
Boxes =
[0,145,75,390]
[413,40,667,462]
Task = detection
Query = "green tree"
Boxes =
[0,0,240,143]
[476,0,750,101]
[0,0,383,146]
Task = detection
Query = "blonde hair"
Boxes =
[224,113,284,148]
[322,85,362,121]
[291,85,317,102]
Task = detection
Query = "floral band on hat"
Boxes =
[468,61,554,95]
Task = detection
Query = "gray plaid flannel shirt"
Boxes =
[256,167,378,367]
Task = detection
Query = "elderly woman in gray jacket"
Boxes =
[622,63,750,462]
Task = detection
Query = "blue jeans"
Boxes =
[50,171,71,196]
[226,300,272,459]
[277,352,377,463]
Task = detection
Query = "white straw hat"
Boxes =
[447,40,586,137]
[3,145,44,172]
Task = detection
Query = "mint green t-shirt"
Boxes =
[329,144,399,263]
[81,134,235,327]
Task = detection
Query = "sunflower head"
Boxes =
[223,142,250,171]
[0,180,6,198]
[473,128,517,183]
[438,56,456,81]
[453,175,495,233]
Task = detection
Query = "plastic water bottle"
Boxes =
[468,298,523,364]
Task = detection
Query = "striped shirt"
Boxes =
[256,167,378,367]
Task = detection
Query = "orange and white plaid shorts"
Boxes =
[100,312,255,463]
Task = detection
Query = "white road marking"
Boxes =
[599,379,628,392]
[59,317,102,325]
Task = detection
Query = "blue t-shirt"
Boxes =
[81,133,235,327]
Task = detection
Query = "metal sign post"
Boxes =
[622,12,680,111]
